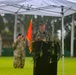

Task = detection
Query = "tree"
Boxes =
[0,15,4,33]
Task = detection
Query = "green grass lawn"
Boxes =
[0,57,76,75]
[58,57,76,75]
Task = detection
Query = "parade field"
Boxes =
[0,57,76,75]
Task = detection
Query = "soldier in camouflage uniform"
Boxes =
[32,23,61,75]
[12,34,26,68]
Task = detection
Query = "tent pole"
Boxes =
[14,12,18,41]
[71,14,74,57]
[52,18,54,40]
[61,6,64,75]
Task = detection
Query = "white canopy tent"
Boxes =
[0,0,76,16]
[0,0,76,75]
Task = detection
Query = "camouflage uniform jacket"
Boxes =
[32,30,61,63]
[12,39,25,56]
[12,39,23,51]
[33,30,51,42]
[20,39,26,52]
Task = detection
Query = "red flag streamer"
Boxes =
[26,19,32,53]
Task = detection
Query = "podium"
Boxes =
[32,41,60,75]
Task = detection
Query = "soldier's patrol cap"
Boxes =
[18,33,22,37]
[39,23,46,26]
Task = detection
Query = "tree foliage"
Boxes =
[0,15,4,33]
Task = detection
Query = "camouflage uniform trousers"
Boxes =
[13,49,25,68]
